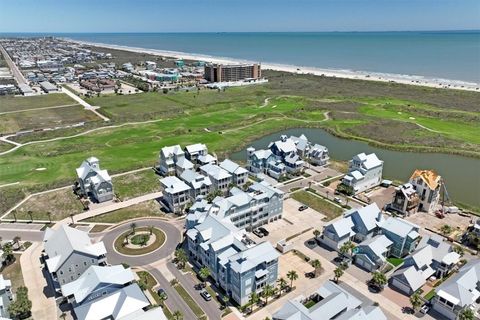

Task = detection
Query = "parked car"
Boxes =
[298,205,308,211]
[200,290,212,301]
[157,288,168,299]
[253,229,264,238]
[334,197,343,204]
[420,304,430,315]
[258,227,269,236]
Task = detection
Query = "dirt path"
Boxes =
[61,87,110,122]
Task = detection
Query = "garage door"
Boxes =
[354,256,372,271]
[391,278,411,295]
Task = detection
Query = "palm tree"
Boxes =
[130,222,137,235]
[459,308,475,320]
[221,295,230,309]
[248,291,260,309]
[149,225,154,235]
[313,229,321,239]
[334,267,344,283]
[69,213,74,224]
[172,310,183,320]
[339,241,355,258]
[174,249,188,269]
[287,270,298,290]
[11,210,17,222]
[2,243,13,262]
[46,211,52,223]
[277,277,288,294]
[440,224,452,235]
[13,236,21,250]
[311,259,322,277]
[371,271,387,290]
[27,210,33,222]
[410,292,422,311]
[199,267,211,287]
[262,284,274,305]
[60,312,67,320]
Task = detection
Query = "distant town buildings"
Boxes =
[204,63,261,82]
[76,157,114,203]
[272,280,387,320]
[342,152,383,194]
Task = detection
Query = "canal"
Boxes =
[230,128,480,208]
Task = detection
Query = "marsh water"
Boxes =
[230,128,480,208]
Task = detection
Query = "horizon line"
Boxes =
[1,29,479,34]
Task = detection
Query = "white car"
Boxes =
[333,197,343,204]
[420,304,430,314]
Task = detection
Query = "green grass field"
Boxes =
[0,93,76,112]
[0,141,13,153]
[82,200,166,223]
[112,169,161,201]
[291,190,343,221]
[0,104,101,134]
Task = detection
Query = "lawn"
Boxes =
[89,224,111,233]
[0,104,101,134]
[10,188,84,221]
[423,289,436,301]
[291,190,343,221]
[0,254,24,293]
[137,270,157,288]
[0,93,76,113]
[0,70,479,199]
[81,200,166,223]
[112,169,161,201]
[173,282,206,319]
[113,227,166,255]
[387,257,404,267]
[0,141,13,153]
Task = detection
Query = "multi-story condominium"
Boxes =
[204,63,261,82]
[246,147,274,174]
[180,169,212,198]
[158,145,192,176]
[187,181,284,231]
[390,183,420,216]
[184,143,208,164]
[431,261,480,320]
[219,159,249,187]
[0,275,13,319]
[391,235,460,296]
[409,169,441,213]
[380,217,420,258]
[62,265,166,320]
[354,235,393,272]
[43,225,107,289]
[76,157,114,203]
[160,176,191,214]
[342,153,383,194]
[186,213,279,305]
[321,203,384,250]
[273,280,387,320]
[200,163,233,194]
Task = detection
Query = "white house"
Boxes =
[76,157,114,203]
[180,169,212,198]
[199,163,233,194]
[158,145,186,176]
[342,153,383,194]
[219,159,249,187]
[160,176,191,214]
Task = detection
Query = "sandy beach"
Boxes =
[71,39,480,92]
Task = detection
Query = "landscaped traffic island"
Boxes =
[113,226,166,256]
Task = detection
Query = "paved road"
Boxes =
[0,229,44,242]
[0,44,27,85]
[101,219,181,265]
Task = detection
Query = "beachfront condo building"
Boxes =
[204,63,261,82]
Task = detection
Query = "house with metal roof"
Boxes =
[380,217,420,258]
[76,157,114,203]
[409,169,442,213]
[219,159,249,187]
[354,235,393,272]
[431,260,480,320]
[160,176,192,214]
[158,145,185,175]
[184,143,208,164]
[179,169,212,198]
[200,163,233,194]
[308,143,330,166]
[342,153,383,194]
[186,213,279,305]
[272,280,386,320]
[0,275,13,319]
[43,225,107,289]
[345,203,385,242]
[390,235,460,295]
[321,216,355,251]
[246,147,275,175]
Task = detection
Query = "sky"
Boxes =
[0,0,479,33]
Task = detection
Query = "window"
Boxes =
[84,261,87,266]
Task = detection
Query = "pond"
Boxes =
[230,128,480,208]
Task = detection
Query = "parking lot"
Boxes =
[249,198,328,244]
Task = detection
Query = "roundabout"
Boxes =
[101,219,182,266]
[113,226,166,256]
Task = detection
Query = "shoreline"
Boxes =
[69,39,480,92]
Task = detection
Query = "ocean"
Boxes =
[3,31,478,83]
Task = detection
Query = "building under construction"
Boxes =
[204,63,261,82]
